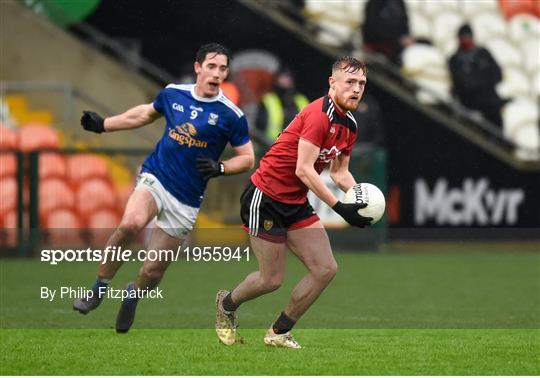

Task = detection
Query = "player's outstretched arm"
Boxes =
[80,104,161,134]
[329,153,356,192]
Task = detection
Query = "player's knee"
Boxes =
[118,216,146,236]
[140,265,165,281]
[314,262,338,283]
[260,275,283,293]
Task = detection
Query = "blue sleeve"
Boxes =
[229,116,250,147]
[153,89,167,114]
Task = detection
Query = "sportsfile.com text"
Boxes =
[40,246,250,265]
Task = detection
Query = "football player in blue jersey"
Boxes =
[73,43,255,333]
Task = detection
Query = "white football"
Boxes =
[343,183,386,225]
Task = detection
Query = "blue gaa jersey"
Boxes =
[141,84,250,208]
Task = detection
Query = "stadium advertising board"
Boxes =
[388,151,540,229]
[385,112,540,230]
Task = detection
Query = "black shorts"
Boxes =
[240,181,319,243]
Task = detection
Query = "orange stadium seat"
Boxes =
[39,152,67,179]
[75,178,117,220]
[116,185,133,213]
[2,208,17,228]
[18,124,60,152]
[0,154,17,178]
[39,178,76,217]
[43,208,83,246]
[86,209,120,246]
[67,153,110,186]
[233,68,274,105]
[221,81,241,105]
[0,208,18,247]
[44,208,81,228]
[499,0,537,19]
[87,208,120,228]
[0,125,17,150]
[0,176,17,216]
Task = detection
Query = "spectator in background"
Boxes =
[361,0,414,66]
[449,24,506,128]
[255,67,309,142]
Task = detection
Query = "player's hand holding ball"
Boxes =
[332,201,372,227]
[341,183,386,226]
[81,111,105,133]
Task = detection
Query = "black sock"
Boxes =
[222,292,239,312]
[272,311,296,334]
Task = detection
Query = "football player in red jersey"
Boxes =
[216,57,372,348]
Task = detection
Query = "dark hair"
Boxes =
[195,43,231,66]
[458,24,473,38]
[332,56,367,75]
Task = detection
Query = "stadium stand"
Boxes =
[67,153,110,187]
[401,43,451,104]
[534,71,540,98]
[230,51,280,103]
[17,124,60,152]
[303,0,539,159]
[3,95,54,125]
[39,178,76,221]
[115,184,133,214]
[303,0,361,47]
[75,178,117,222]
[503,97,539,160]
[0,124,18,149]
[1,208,18,246]
[498,67,531,99]
[521,36,540,75]
[39,152,67,180]
[0,155,17,178]
[409,11,431,40]
[0,177,17,217]
[485,36,522,68]
[43,208,83,245]
[0,99,136,245]
[507,14,540,43]
[499,0,540,19]
[431,10,465,51]
[470,11,507,44]
[221,81,241,106]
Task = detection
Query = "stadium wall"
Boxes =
[371,85,540,238]
[1,1,162,148]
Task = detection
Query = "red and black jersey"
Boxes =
[251,95,358,204]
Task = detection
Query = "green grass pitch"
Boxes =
[1,245,539,375]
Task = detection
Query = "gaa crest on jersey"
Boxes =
[263,219,273,231]
[208,113,219,126]
[172,103,184,112]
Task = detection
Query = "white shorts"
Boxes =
[135,172,199,240]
